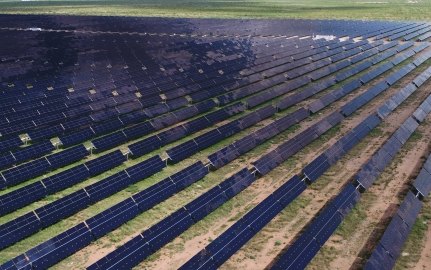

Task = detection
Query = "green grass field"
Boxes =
[0,0,430,21]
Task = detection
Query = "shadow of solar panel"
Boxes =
[414,168,431,197]
[42,164,89,194]
[252,151,283,176]
[25,223,93,270]
[46,145,88,168]
[183,117,211,134]
[35,189,91,227]
[2,158,51,187]
[380,215,409,257]
[397,191,422,228]
[356,162,380,189]
[0,212,42,250]
[128,136,162,157]
[87,198,139,238]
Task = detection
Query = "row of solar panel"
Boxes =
[375,22,426,40]
[181,175,307,270]
[271,183,361,270]
[388,23,431,41]
[92,99,222,152]
[3,37,341,147]
[87,168,256,270]
[0,144,89,189]
[192,56,431,269]
[413,134,431,197]
[308,43,428,114]
[303,114,381,182]
[0,161,210,270]
[252,112,344,176]
[0,141,55,171]
[365,191,423,270]
[217,40,387,109]
[0,37,246,102]
[0,155,165,250]
[181,111,382,269]
[0,150,126,217]
[356,92,431,190]
[0,37,312,126]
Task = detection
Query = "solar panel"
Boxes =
[381,136,403,158]
[252,151,283,176]
[397,191,422,227]
[35,189,91,227]
[2,158,51,187]
[84,150,126,176]
[0,212,42,250]
[413,168,431,197]
[46,145,88,168]
[124,155,165,182]
[355,162,380,189]
[128,135,162,157]
[43,164,90,194]
[364,243,395,270]
[172,107,198,123]
[86,198,139,238]
[12,141,54,165]
[25,222,93,269]
[379,215,409,257]
[85,171,131,203]
[303,154,331,182]
[59,128,95,147]
[183,117,212,134]
[91,131,127,151]
[0,181,46,216]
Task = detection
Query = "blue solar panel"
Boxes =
[183,117,212,134]
[59,128,95,147]
[355,162,380,189]
[85,150,126,176]
[397,191,422,227]
[91,131,127,151]
[43,164,90,193]
[208,145,240,169]
[125,155,165,182]
[166,139,199,163]
[0,181,47,216]
[123,122,155,141]
[254,149,285,175]
[364,243,395,270]
[303,154,331,182]
[128,135,162,157]
[414,168,431,197]
[380,215,409,257]
[46,145,88,168]
[150,113,178,130]
[86,198,139,238]
[0,136,23,154]
[35,189,91,227]
[0,212,42,250]
[25,222,93,269]
[2,158,51,187]
[12,141,54,165]
[157,125,188,144]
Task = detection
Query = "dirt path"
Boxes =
[413,213,431,270]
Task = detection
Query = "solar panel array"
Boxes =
[0,15,431,270]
